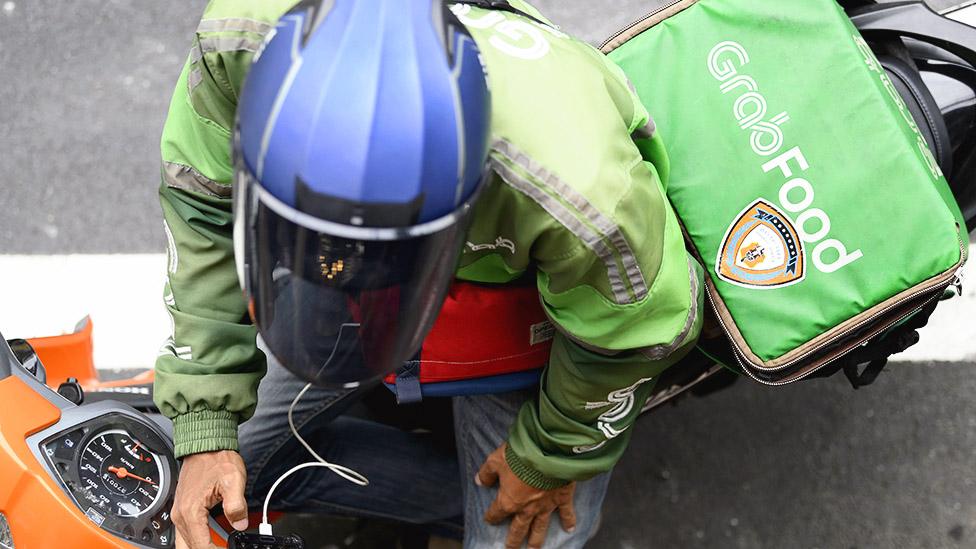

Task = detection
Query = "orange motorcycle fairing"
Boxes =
[0,375,134,548]
[1,325,230,548]
[26,316,98,388]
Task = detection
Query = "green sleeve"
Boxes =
[507,234,704,488]
[153,4,289,458]
[503,93,704,488]
[156,183,266,459]
[506,332,699,489]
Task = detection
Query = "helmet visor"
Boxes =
[235,168,475,388]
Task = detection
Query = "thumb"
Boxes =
[476,456,500,488]
[219,471,249,531]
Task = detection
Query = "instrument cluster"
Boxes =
[39,413,178,548]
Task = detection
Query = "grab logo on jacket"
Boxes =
[451,4,567,60]
[572,377,654,454]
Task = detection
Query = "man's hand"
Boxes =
[173,450,249,549]
[477,443,577,549]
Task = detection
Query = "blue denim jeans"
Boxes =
[239,360,611,548]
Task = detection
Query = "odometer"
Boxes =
[78,430,165,518]
[39,412,177,548]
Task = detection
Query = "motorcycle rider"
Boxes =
[155,0,703,547]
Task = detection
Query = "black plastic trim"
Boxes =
[851,2,976,69]
[0,335,12,381]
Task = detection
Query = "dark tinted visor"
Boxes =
[235,168,475,388]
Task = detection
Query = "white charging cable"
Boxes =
[259,380,369,536]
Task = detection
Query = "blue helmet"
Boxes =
[233,0,492,388]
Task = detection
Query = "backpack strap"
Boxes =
[393,362,424,404]
[811,299,936,389]
[452,0,549,27]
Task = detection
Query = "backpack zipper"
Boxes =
[709,236,967,385]
[738,287,947,387]
[600,0,681,51]
[950,267,965,297]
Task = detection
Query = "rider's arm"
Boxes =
[153,5,290,458]
[503,132,704,490]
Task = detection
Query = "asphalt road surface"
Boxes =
[2,1,975,548]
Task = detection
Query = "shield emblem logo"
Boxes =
[716,199,806,289]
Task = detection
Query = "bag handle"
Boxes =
[812,301,932,389]
[843,359,889,390]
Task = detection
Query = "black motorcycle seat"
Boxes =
[879,54,954,177]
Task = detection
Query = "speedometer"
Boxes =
[38,412,178,548]
[78,430,165,518]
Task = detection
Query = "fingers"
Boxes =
[219,471,249,531]
[484,493,515,525]
[505,513,533,549]
[173,451,248,548]
[527,511,553,549]
[556,500,577,534]
[477,443,507,488]
[173,501,214,549]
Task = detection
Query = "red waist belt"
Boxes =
[383,281,553,394]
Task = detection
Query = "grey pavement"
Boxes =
[0,0,202,253]
[593,362,976,549]
[2,1,975,549]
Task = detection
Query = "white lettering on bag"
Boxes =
[761,147,864,272]
[853,34,943,180]
[709,42,864,274]
[707,41,790,157]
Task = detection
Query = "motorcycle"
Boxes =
[0,320,223,548]
[2,2,976,548]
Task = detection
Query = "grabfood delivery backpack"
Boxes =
[603,0,969,386]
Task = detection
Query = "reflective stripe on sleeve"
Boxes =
[641,257,701,361]
[489,157,632,304]
[187,36,264,94]
[492,139,649,301]
[189,43,203,65]
[196,17,274,35]
[163,161,232,198]
[188,68,204,93]
[545,257,701,359]
[198,35,264,56]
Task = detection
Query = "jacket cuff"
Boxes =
[505,445,571,491]
[172,410,239,459]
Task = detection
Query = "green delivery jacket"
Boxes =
[155,0,704,489]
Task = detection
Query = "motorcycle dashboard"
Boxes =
[30,405,178,548]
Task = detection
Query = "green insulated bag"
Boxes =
[604,0,968,385]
